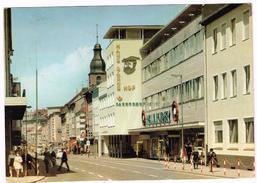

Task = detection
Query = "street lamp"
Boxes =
[171,74,184,169]
[25,105,32,176]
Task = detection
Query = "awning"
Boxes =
[129,121,204,134]
[5,97,27,120]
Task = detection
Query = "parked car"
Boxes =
[56,149,63,159]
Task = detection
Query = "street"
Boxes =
[40,155,216,182]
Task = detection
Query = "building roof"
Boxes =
[140,5,202,56]
[103,25,164,39]
[200,4,241,26]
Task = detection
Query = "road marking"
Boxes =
[97,174,104,178]
[120,168,125,171]
[132,170,142,174]
[75,167,79,170]
[108,166,115,169]
[107,179,112,181]
[149,174,158,177]
[88,172,94,175]
[82,170,86,172]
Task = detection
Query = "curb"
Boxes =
[29,176,46,183]
[6,176,46,183]
[164,168,239,179]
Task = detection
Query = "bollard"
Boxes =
[224,158,226,176]
[210,159,213,173]
[237,158,240,177]
[200,159,203,173]
[190,158,193,171]
[253,162,255,177]
[174,160,176,170]
[37,163,40,176]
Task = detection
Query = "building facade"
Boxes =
[47,107,62,146]
[4,8,27,175]
[129,5,205,159]
[94,25,163,157]
[201,4,254,169]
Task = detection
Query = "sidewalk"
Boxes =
[6,176,45,183]
[126,157,256,179]
[6,157,46,183]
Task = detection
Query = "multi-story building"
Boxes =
[201,4,254,169]
[94,25,163,157]
[4,8,27,174]
[129,5,205,159]
[47,107,62,146]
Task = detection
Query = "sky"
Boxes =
[11,4,186,109]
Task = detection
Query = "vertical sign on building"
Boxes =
[116,44,121,91]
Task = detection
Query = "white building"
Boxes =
[94,25,163,157]
[128,5,205,159]
[201,4,254,169]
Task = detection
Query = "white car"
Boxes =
[56,149,63,159]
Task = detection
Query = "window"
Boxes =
[230,18,236,46]
[244,65,250,94]
[221,73,227,99]
[243,10,250,40]
[231,70,237,97]
[213,28,218,53]
[214,121,223,143]
[229,119,238,143]
[245,118,254,143]
[221,23,226,50]
[213,75,218,100]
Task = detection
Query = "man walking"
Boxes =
[58,148,70,172]
[43,148,51,175]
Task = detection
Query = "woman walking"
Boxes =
[13,151,23,177]
[8,150,15,177]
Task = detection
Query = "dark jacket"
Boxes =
[61,151,68,161]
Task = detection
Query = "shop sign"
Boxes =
[146,110,171,125]
[116,44,121,91]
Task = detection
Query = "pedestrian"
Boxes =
[13,151,23,177]
[43,148,51,174]
[25,152,33,175]
[192,147,199,169]
[58,148,70,172]
[8,150,15,177]
[185,143,192,163]
[50,150,57,167]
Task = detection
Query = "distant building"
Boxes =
[201,4,254,169]
[47,107,62,146]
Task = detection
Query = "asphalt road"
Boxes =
[40,155,218,182]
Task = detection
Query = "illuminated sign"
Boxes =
[146,110,171,125]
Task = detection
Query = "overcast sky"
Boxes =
[11,4,185,109]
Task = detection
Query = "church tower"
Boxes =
[88,24,106,87]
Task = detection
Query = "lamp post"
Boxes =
[25,105,32,176]
[171,74,184,168]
